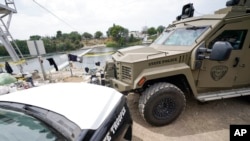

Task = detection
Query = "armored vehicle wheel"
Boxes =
[139,82,186,126]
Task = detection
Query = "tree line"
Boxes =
[0,24,165,57]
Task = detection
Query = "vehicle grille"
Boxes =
[105,60,117,79]
[114,64,117,79]
[121,66,132,81]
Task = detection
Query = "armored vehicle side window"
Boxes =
[209,30,247,50]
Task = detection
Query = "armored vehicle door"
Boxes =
[233,24,250,85]
[197,22,248,88]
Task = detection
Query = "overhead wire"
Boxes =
[32,0,77,31]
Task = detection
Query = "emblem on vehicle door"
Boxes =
[210,65,228,81]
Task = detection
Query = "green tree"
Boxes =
[107,24,129,46]
[64,40,73,51]
[69,31,81,42]
[147,27,157,36]
[29,35,41,40]
[14,40,29,55]
[0,46,8,56]
[56,30,62,39]
[61,33,69,42]
[94,31,103,39]
[129,34,136,42]
[157,25,165,34]
[82,32,93,39]
[42,37,56,53]
[57,42,65,52]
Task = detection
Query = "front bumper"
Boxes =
[110,78,132,93]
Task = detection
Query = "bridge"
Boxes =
[0,0,24,72]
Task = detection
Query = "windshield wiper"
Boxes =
[187,26,205,30]
[184,23,205,30]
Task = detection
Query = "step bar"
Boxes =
[197,87,250,102]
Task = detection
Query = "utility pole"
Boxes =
[34,41,47,80]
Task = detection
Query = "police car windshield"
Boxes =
[0,107,66,141]
[153,26,208,46]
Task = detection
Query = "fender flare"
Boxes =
[133,63,198,96]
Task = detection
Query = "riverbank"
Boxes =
[31,67,86,84]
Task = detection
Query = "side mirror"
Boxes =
[210,41,233,61]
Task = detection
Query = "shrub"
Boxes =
[106,41,119,47]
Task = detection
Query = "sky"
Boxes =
[1,0,227,40]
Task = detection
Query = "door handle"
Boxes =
[233,57,240,67]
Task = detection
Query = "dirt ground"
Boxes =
[127,93,250,141]
[62,76,250,141]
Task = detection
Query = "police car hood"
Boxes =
[0,83,122,130]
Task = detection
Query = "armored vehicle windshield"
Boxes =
[153,26,208,46]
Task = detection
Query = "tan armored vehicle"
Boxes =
[89,0,250,126]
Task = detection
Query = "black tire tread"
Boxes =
[138,82,186,126]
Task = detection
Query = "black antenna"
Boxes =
[226,0,240,6]
[176,3,194,21]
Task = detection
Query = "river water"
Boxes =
[0,47,116,74]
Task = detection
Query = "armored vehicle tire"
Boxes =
[139,82,186,126]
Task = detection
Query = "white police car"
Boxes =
[0,83,132,141]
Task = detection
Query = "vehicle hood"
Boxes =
[113,45,188,63]
[0,83,122,130]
